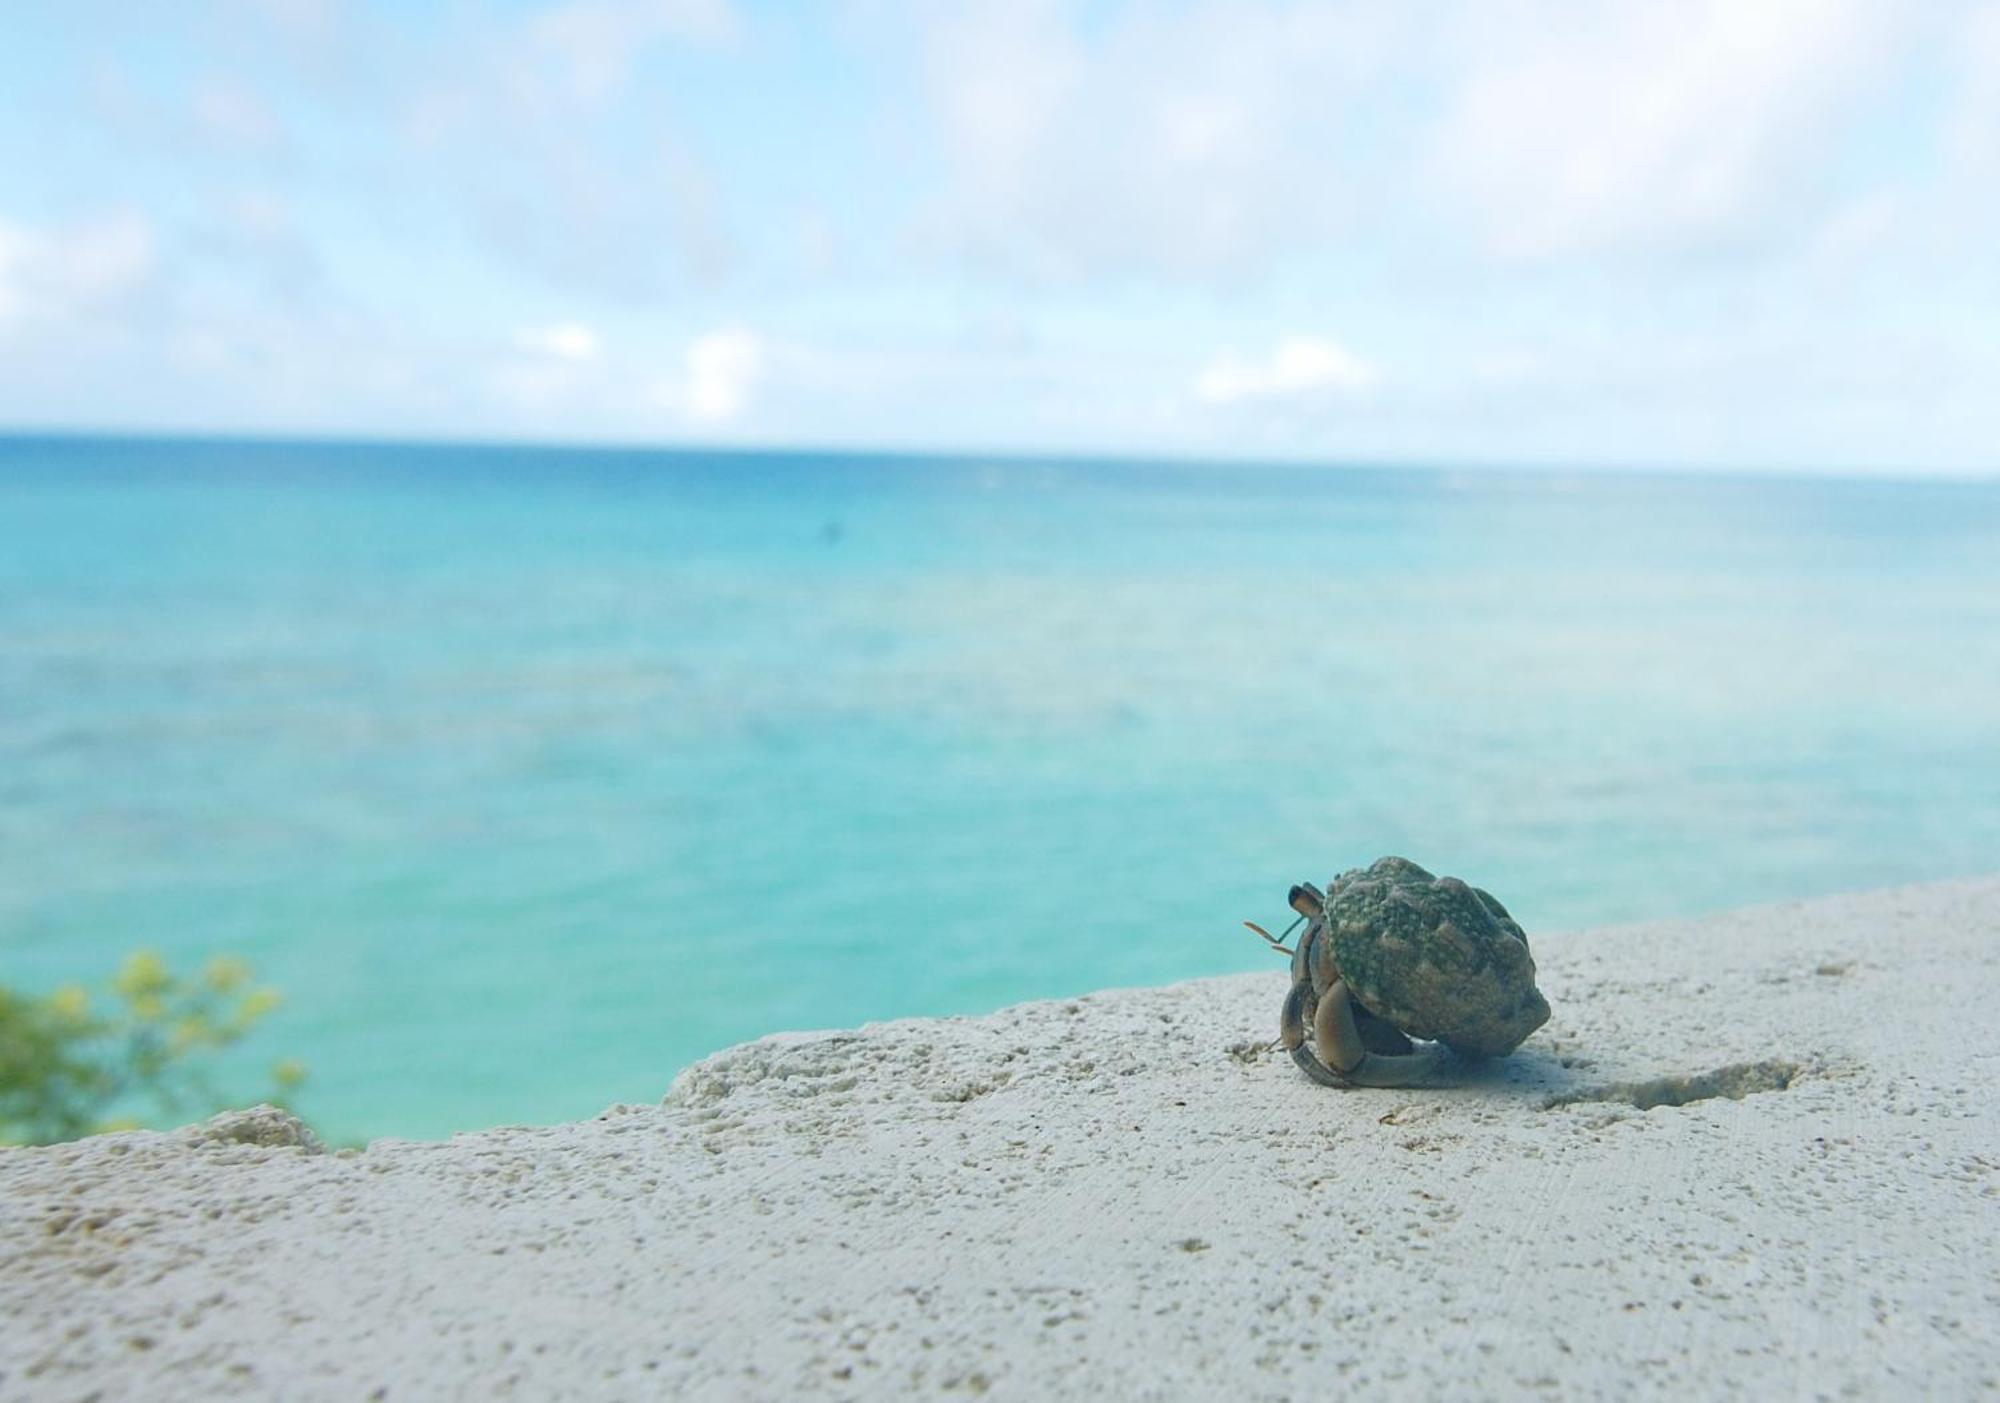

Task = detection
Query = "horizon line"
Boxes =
[1,423,1994,489]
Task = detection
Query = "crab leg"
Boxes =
[1311,978,1444,1088]
[1283,976,1443,1090]
[1279,980,1349,1088]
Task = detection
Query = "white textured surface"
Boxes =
[4,879,1998,1400]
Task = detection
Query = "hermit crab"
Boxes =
[1244,856,1551,1088]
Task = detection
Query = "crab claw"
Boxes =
[1281,979,1445,1090]
[1280,981,1347,1087]
[1334,1045,1447,1089]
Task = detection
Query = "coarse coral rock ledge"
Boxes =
[2,877,1998,1399]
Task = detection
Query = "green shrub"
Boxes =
[0,951,306,1146]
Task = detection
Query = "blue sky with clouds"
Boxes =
[3,0,1997,473]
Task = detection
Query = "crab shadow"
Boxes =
[1425,1043,1809,1113]
[1426,1044,1590,1103]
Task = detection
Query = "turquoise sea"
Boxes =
[3,436,1997,1140]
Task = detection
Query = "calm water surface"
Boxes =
[3,437,1996,1138]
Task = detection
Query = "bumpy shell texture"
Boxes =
[1322,856,1551,1058]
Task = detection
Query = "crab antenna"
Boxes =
[1242,916,1302,956]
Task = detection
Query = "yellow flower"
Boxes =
[113,950,172,1000]
[272,1058,307,1089]
[130,993,164,1021]
[170,1017,212,1054]
[238,988,284,1022]
[49,985,91,1023]
[204,956,252,994]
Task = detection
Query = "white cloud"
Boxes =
[1469,348,1548,388]
[401,0,739,299]
[911,0,1405,279]
[686,328,762,421]
[485,323,765,427]
[68,214,160,302]
[527,0,740,105]
[223,190,294,241]
[514,322,601,361]
[0,211,157,330]
[1946,3,2000,187]
[243,0,343,40]
[907,0,1916,277]
[0,222,29,324]
[666,327,763,423]
[1428,0,1907,258]
[191,80,287,155]
[1195,336,1377,406]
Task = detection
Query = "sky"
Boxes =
[1,0,1997,474]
